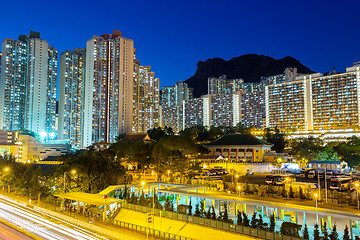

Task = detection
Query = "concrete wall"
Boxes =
[207,162,275,175]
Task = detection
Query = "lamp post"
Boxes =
[314,193,318,208]
[356,183,359,210]
[62,170,76,210]
[167,170,170,182]
[237,186,241,197]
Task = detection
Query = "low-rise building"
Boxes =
[204,133,272,162]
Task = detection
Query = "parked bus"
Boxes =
[265,175,276,185]
[274,174,296,185]
[329,176,353,191]
[299,168,312,178]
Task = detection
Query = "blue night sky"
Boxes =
[1,0,360,92]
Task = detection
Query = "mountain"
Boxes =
[184,54,314,98]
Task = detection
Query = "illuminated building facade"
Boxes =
[58,48,86,148]
[265,63,360,142]
[208,75,244,95]
[160,81,191,132]
[242,82,265,128]
[0,31,58,137]
[82,30,134,148]
[132,65,160,133]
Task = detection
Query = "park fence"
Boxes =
[120,202,304,240]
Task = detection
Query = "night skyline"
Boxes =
[1,0,360,90]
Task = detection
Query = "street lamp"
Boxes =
[355,183,359,210]
[62,170,76,210]
[167,170,170,182]
[314,193,318,208]
[237,186,241,197]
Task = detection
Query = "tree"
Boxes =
[264,127,286,153]
[314,223,320,240]
[211,205,216,220]
[200,199,205,217]
[323,222,329,240]
[237,210,243,225]
[206,207,211,219]
[343,225,350,240]
[257,214,265,230]
[56,150,125,193]
[269,213,276,232]
[222,203,229,223]
[164,197,172,211]
[290,136,324,161]
[299,187,306,200]
[250,212,257,228]
[151,135,202,174]
[194,204,201,217]
[302,224,310,239]
[313,146,339,162]
[281,186,286,197]
[242,212,250,226]
[188,200,192,215]
[329,224,339,240]
[289,185,294,198]
[280,222,301,237]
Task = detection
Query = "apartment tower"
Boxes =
[58,48,86,148]
[82,30,134,147]
[0,31,57,137]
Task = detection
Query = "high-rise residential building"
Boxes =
[265,73,318,132]
[208,75,244,95]
[132,65,160,133]
[160,81,191,132]
[46,46,58,134]
[183,92,241,129]
[0,31,57,137]
[159,106,182,132]
[265,64,360,140]
[175,81,191,106]
[161,86,176,107]
[82,30,134,148]
[183,98,204,128]
[58,48,86,148]
[241,82,265,128]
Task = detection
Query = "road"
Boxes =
[0,222,33,240]
[0,195,146,240]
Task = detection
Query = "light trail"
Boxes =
[0,196,108,240]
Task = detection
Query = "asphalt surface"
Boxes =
[0,222,34,240]
[0,195,147,240]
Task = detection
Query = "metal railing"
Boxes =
[112,220,193,240]
[121,202,304,240]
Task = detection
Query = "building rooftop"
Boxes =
[308,161,342,164]
[206,133,273,146]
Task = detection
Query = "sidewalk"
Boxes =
[115,208,259,240]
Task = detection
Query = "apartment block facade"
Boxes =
[58,48,86,148]
[0,31,57,137]
[265,64,360,139]
[132,65,160,133]
[82,30,134,147]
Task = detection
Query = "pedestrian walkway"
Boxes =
[115,208,259,240]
